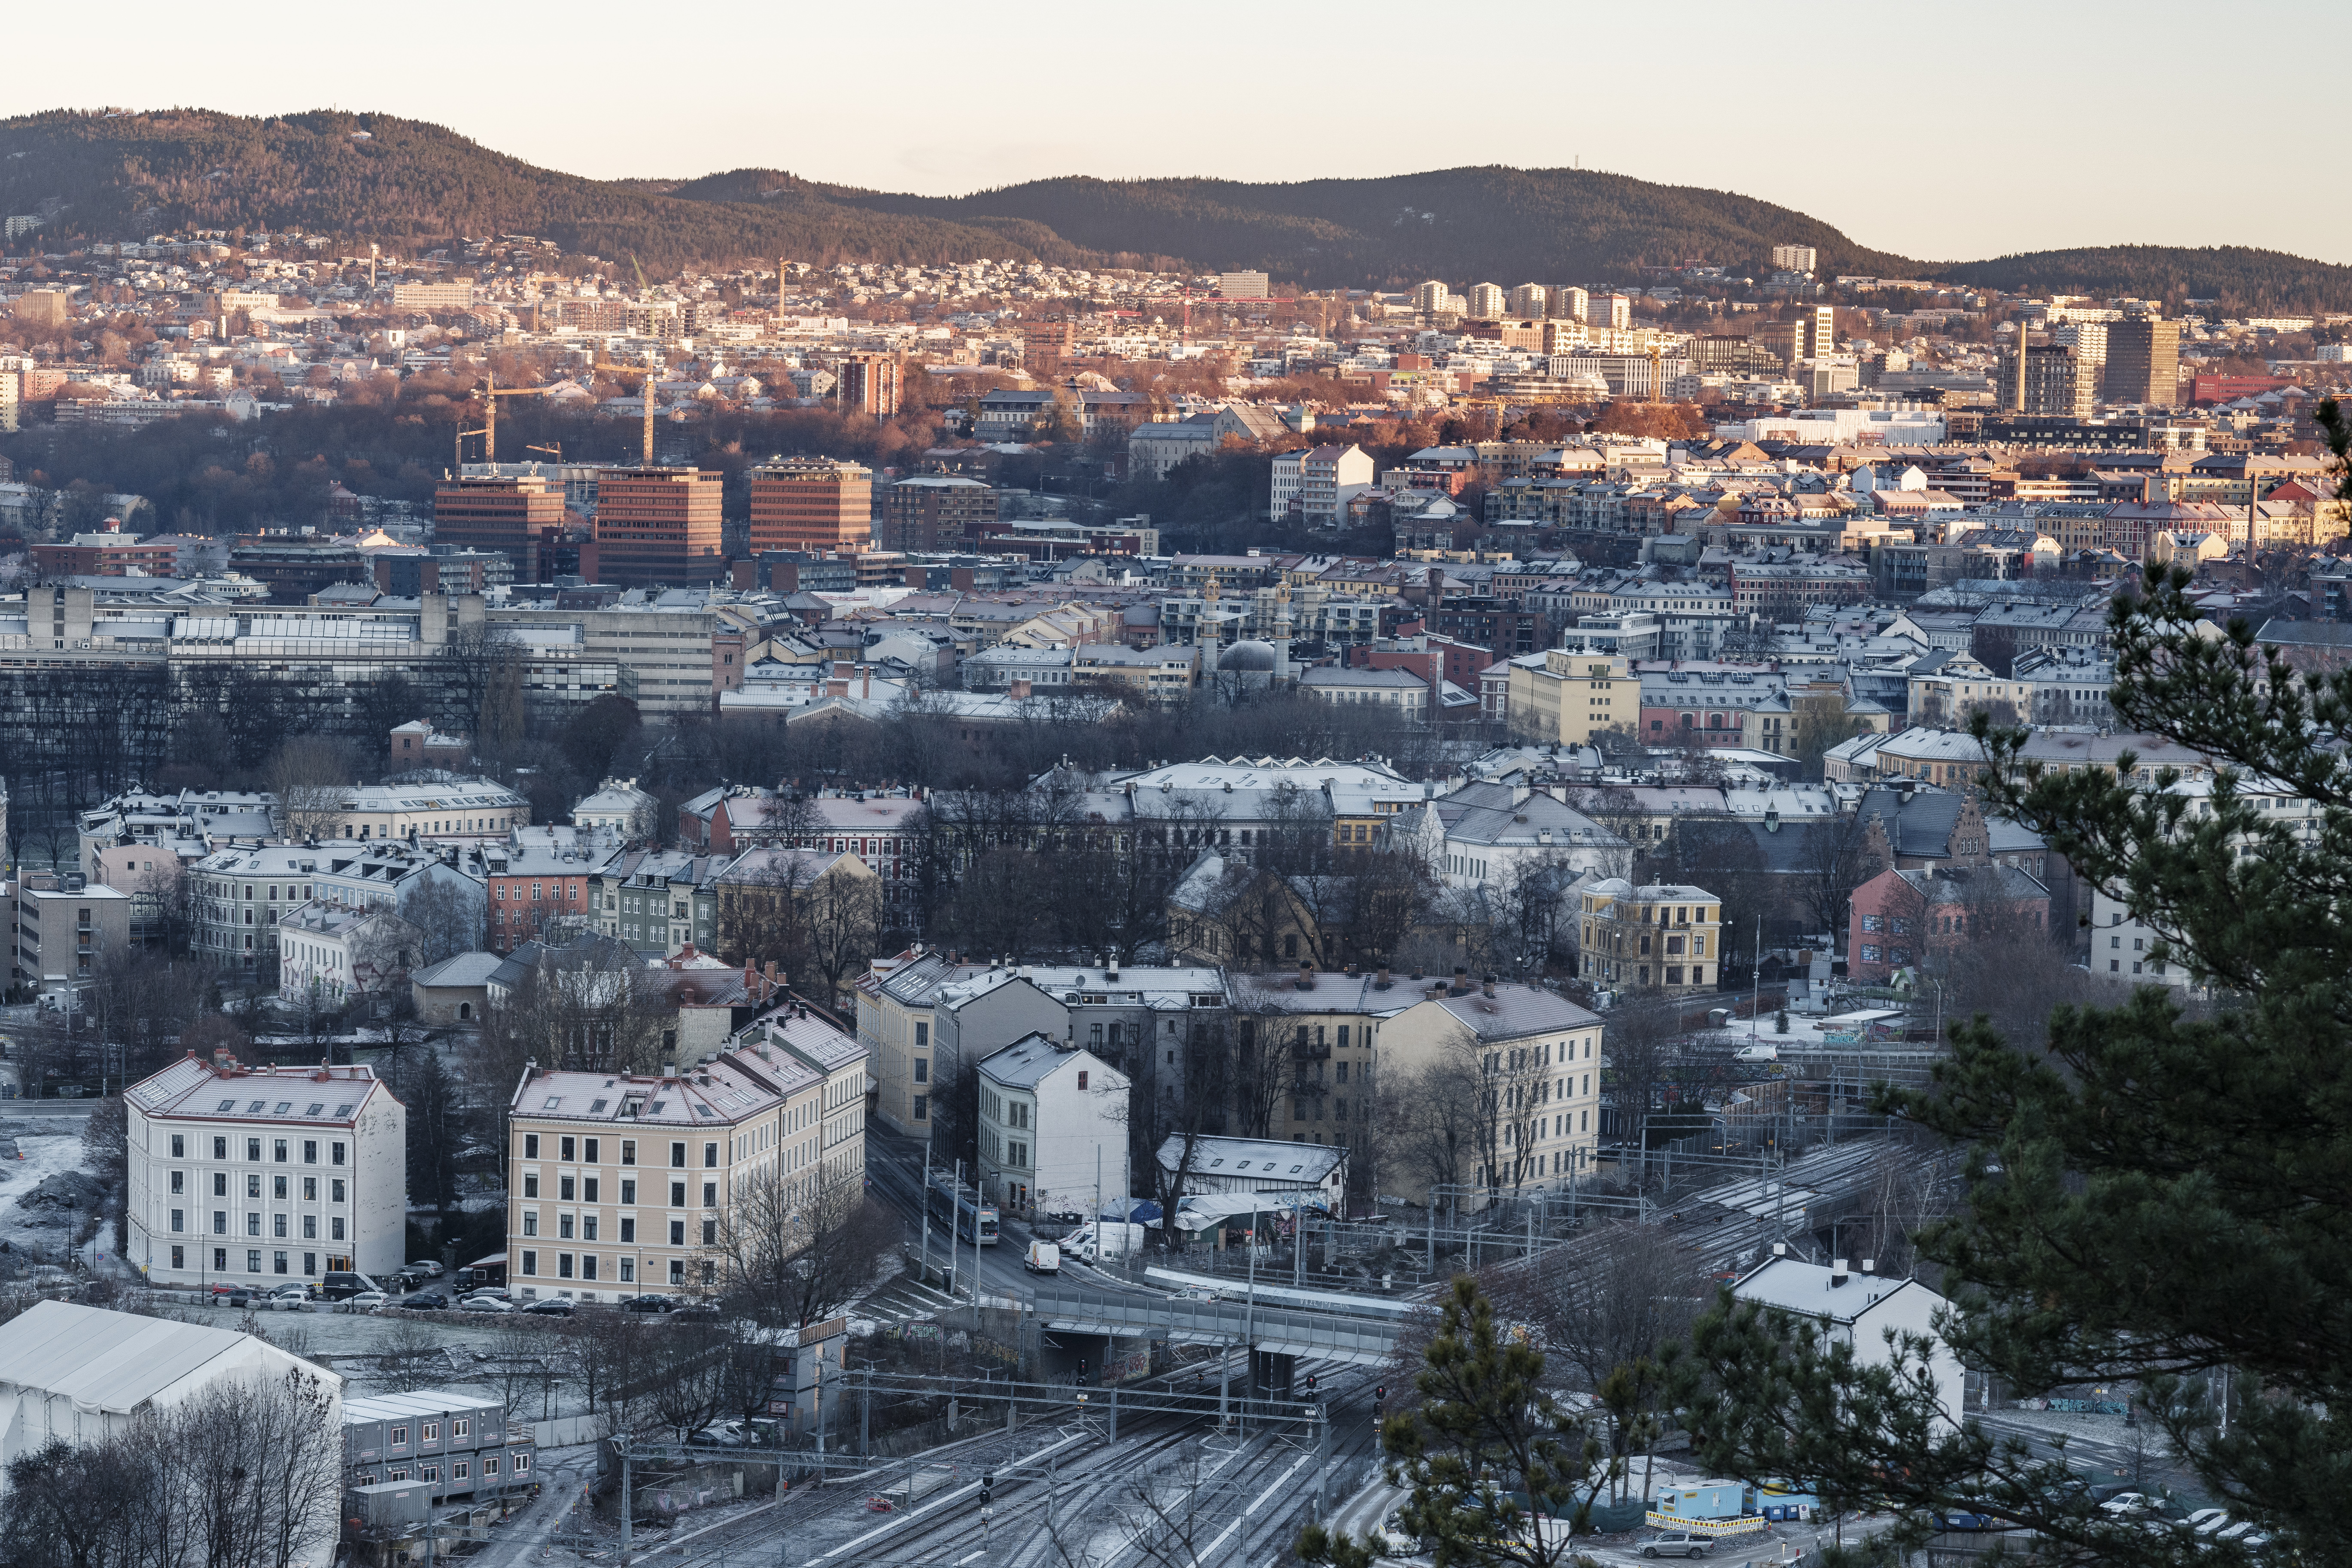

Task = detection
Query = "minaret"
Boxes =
[1201,573,1223,674]
[1273,581,1295,681]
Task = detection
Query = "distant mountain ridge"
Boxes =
[5,109,2350,312]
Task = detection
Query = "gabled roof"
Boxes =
[0,1301,319,1416]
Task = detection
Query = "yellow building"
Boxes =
[1505,649,1640,746]
[502,1009,866,1301]
[1576,879,1721,993]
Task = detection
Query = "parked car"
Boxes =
[406,1260,446,1277]
[404,1292,451,1311]
[259,1285,310,1312]
[340,1291,390,1311]
[319,1271,380,1301]
[1732,1044,1779,1063]
[459,1295,514,1313]
[689,1422,750,1447]
[522,1298,575,1317]
[466,1286,514,1302]
[1642,1534,1709,1559]
[2101,1493,2157,1518]
[2187,1510,2232,1536]
[671,1301,722,1321]
[621,1294,672,1314]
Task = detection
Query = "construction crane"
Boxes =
[456,371,551,467]
[590,359,663,466]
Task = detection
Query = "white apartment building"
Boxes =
[191,844,323,979]
[503,1005,866,1300]
[1269,444,1374,526]
[123,1054,406,1288]
[976,1034,1129,1215]
[278,903,425,1008]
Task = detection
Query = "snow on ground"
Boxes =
[0,1122,102,1263]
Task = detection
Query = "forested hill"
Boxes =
[791,166,1919,286]
[7,110,2351,310]
[0,110,1067,274]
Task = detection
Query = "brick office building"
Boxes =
[592,468,726,586]
[748,457,872,555]
[432,475,566,582]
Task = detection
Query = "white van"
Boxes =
[1024,1241,1062,1274]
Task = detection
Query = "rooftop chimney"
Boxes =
[1830,1257,1850,1287]
[1482,974,1497,999]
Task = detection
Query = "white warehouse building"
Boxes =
[123,1053,407,1289]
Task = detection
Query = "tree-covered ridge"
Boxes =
[811,165,1917,286]
[1939,244,2352,315]
[6,110,2351,308]
[0,110,1057,273]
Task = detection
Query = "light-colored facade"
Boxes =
[1732,1257,1963,1428]
[9,875,132,995]
[502,1008,865,1300]
[1503,648,1641,746]
[976,1035,1129,1214]
[123,1054,405,1288]
[1576,879,1722,993]
[278,903,426,1008]
[192,845,320,978]
[1377,981,1605,1202]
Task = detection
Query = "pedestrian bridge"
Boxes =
[1032,1284,1406,1366]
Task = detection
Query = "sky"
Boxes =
[7,0,2349,266]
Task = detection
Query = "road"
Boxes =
[858,1127,1167,1321]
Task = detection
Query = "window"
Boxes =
[558,1254,574,1279]
[584,1138,599,1163]
[246,1213,261,1236]
[170,1134,185,1159]
[274,1175,288,1200]
[560,1176,576,1202]
[170,1208,184,1232]
[391,1426,410,1448]
[273,1139,288,1163]
[303,1177,316,1201]
[213,1248,227,1271]
[524,1134,541,1158]
[302,1140,317,1164]
[213,1212,228,1234]
[332,1142,345,1166]
[214,1172,227,1197]
[583,1177,599,1203]
[671,1142,686,1168]
[523,1175,539,1198]
[246,1138,262,1161]
[669,1220,685,1246]
[670,1181,685,1207]
[561,1136,575,1163]
[452,1418,469,1439]
[523,1214,538,1236]
[212,1136,227,1159]
[703,1182,716,1209]
[620,1218,635,1243]
[171,1245,184,1269]
[521,1251,538,1276]
[620,1179,636,1205]
[332,1179,346,1203]
[702,1218,716,1245]
[703,1142,718,1168]
[453,1459,471,1481]
[247,1249,263,1273]
[1077,1071,1089,1090]
[621,1140,636,1166]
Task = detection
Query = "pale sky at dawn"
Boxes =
[7,0,2348,265]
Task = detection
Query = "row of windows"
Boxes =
[519,1250,711,1286]
[169,1245,337,1274]
[168,1134,347,1164]
[169,1172,346,1202]
[173,1210,348,1239]
[519,1134,720,1168]
[354,1451,523,1488]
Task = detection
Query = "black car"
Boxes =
[671,1302,722,1321]
[522,1298,575,1316]
[621,1294,672,1314]
[404,1292,451,1311]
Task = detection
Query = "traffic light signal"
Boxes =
[980,1473,994,1504]
[1077,1359,1088,1384]
[1375,1385,1387,1402]
[1304,1374,1318,1394]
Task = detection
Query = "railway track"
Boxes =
[633,1355,1387,1568]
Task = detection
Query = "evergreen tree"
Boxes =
[1665,404,2352,1568]
[1299,1277,1611,1568]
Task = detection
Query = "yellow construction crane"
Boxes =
[590,359,663,466]
[456,371,552,467]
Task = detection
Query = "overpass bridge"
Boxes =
[1031,1283,1406,1367]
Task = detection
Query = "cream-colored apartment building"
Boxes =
[503,1006,865,1300]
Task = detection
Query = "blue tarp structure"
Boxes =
[1099,1199,1163,1224]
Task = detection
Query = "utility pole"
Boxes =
[860,1365,872,1458]
[618,1439,633,1565]
[919,1139,933,1287]
[947,1160,961,1302]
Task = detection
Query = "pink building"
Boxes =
[1847,864,2051,984]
